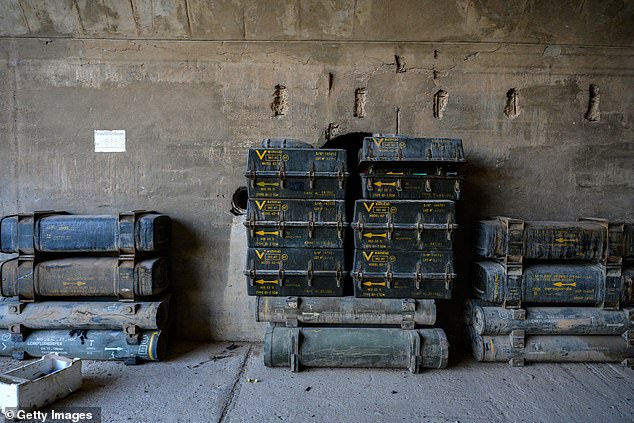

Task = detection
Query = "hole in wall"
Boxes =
[354,88,367,118]
[504,88,520,119]
[231,187,248,216]
[433,89,449,120]
[271,84,288,117]
[585,84,600,122]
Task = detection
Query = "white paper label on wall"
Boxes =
[94,130,126,152]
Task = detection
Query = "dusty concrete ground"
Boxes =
[0,341,633,423]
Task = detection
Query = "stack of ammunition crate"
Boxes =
[0,211,171,364]
[248,135,464,372]
[467,217,634,366]
[244,139,348,299]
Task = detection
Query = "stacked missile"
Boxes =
[247,135,464,372]
[0,211,172,364]
[467,217,634,366]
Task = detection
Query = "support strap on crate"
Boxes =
[408,330,422,374]
[117,258,136,301]
[289,328,301,372]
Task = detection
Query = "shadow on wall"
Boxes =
[321,132,372,221]
[437,157,490,361]
[322,132,372,295]
[168,219,214,338]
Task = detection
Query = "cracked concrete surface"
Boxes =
[0,342,632,423]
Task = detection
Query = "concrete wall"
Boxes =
[1,1,633,341]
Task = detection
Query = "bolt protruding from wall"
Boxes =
[504,88,520,120]
[271,84,288,117]
[395,55,406,73]
[395,107,401,134]
[328,73,334,92]
[354,88,367,119]
[325,122,340,140]
[433,89,449,120]
[585,84,600,122]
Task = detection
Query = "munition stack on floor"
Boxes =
[348,135,465,369]
[0,211,172,363]
[467,217,634,366]
[247,135,465,372]
[352,135,465,301]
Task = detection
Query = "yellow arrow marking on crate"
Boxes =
[255,150,268,160]
[255,279,278,285]
[63,281,87,287]
[554,237,577,243]
[255,230,279,236]
[256,182,279,187]
[373,181,397,187]
[385,172,404,175]
[363,233,387,239]
[363,281,386,287]
[553,282,577,287]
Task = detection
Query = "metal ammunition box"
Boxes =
[245,148,348,199]
[358,135,465,168]
[351,200,456,251]
[244,248,345,297]
[351,250,454,299]
[245,199,347,249]
[361,167,462,201]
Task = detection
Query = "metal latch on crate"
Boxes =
[415,263,422,290]
[306,260,314,287]
[385,212,394,240]
[335,264,343,288]
[444,262,455,291]
[337,165,346,189]
[278,160,287,188]
[411,214,457,245]
[385,263,394,289]
[307,214,315,239]
[308,162,315,189]
[248,161,257,188]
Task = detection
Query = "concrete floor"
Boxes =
[1,342,633,423]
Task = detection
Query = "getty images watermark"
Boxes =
[2,407,101,422]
